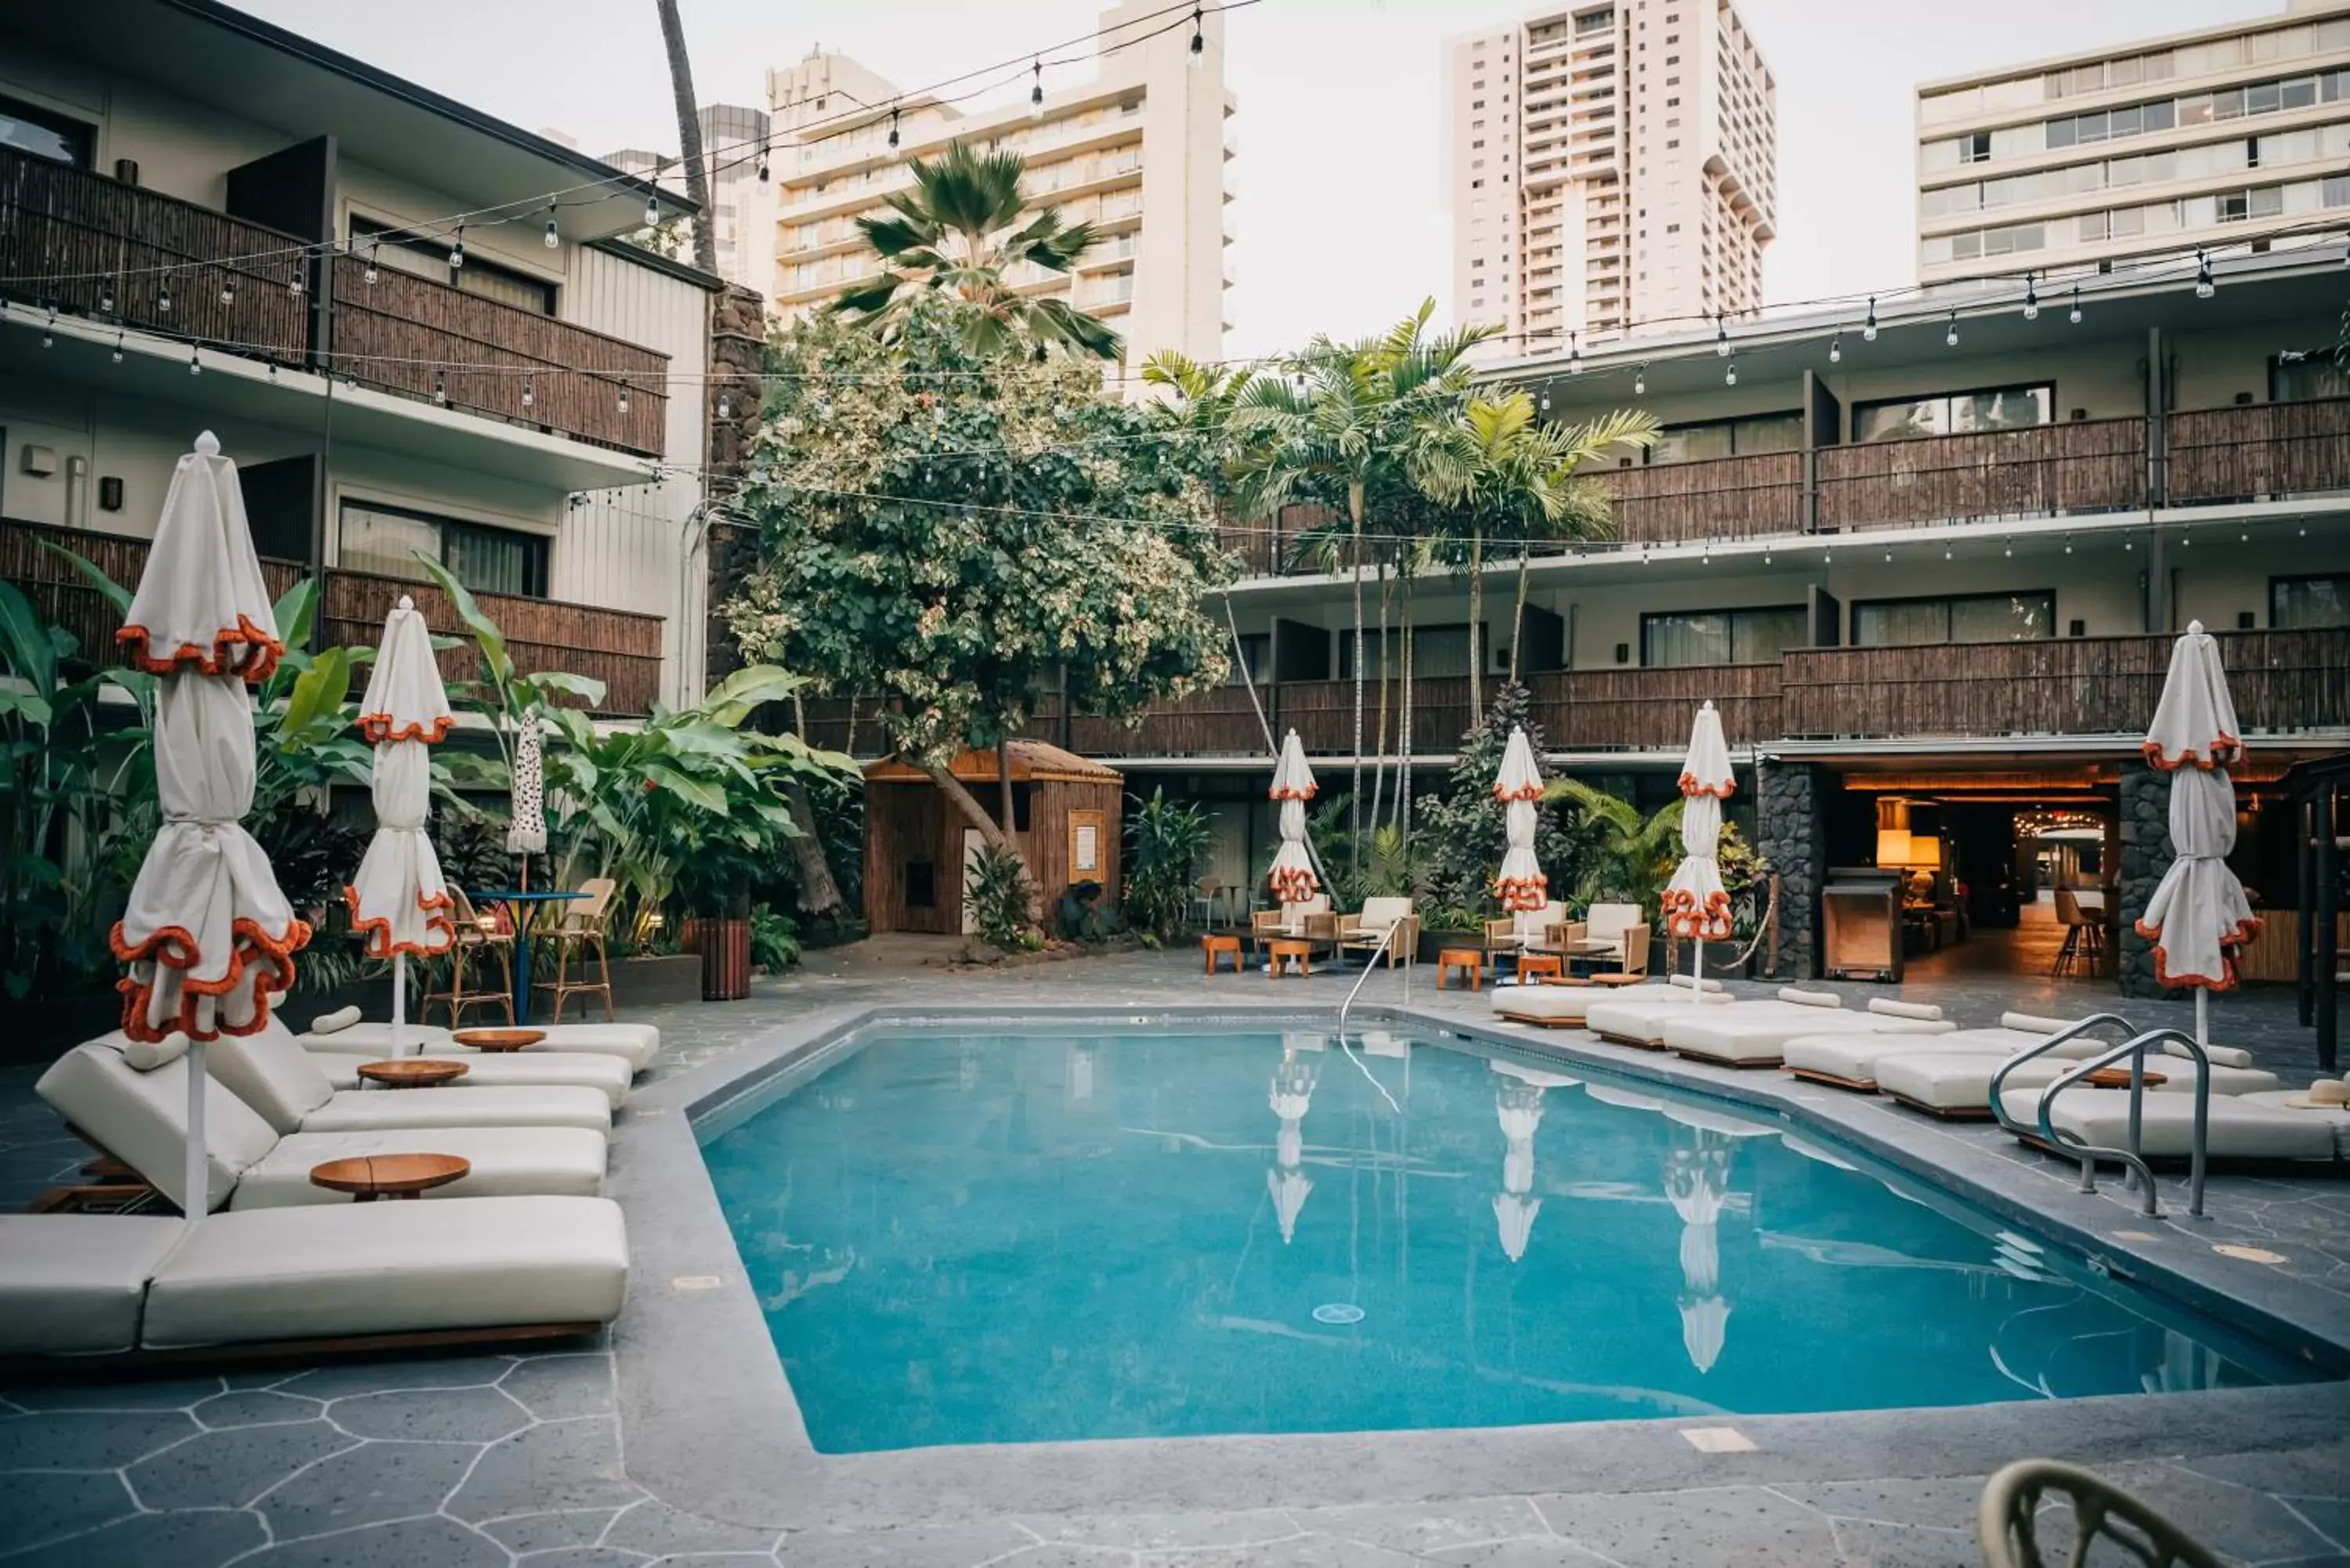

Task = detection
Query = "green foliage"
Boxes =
[964,840,1038,951]
[1415,681,1594,920]
[750,905,801,972]
[1542,778,1687,916]
[726,293,1231,772]
[1123,787,1212,941]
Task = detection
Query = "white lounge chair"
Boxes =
[1491,983,1600,1028]
[1579,976,1742,1046]
[1336,897,1419,968]
[1664,997,1953,1068]
[300,1008,660,1075]
[1880,1043,2280,1120]
[210,1021,612,1134]
[2236,1078,2350,1157]
[0,1198,627,1357]
[36,1035,609,1212]
[1781,1013,2105,1092]
[1998,1086,2337,1162]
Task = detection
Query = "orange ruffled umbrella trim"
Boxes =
[1678,772,1737,799]
[356,712,456,745]
[115,616,284,685]
[1491,782,1542,804]
[1494,875,1549,912]
[2131,913,2262,993]
[1267,865,1320,902]
[110,914,313,1043]
[1661,888,1734,941]
[2141,734,2242,772]
[1270,784,1318,801]
[342,884,458,960]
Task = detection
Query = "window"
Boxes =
[351,218,555,314]
[2272,574,2350,629]
[1643,605,1806,667]
[1648,411,1801,464]
[0,95,92,166]
[1853,383,2052,443]
[339,501,549,598]
[1961,131,1992,164]
[1853,591,2055,647]
[2272,348,2350,403]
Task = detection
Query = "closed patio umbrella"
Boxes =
[345,595,457,1056]
[110,431,311,1227]
[1493,1071,1546,1263]
[1665,1139,1733,1373]
[1661,701,1736,1000]
[2138,621,2261,1048]
[1267,728,1318,907]
[1493,726,1547,939]
[1268,1050,1316,1243]
[507,717,548,883]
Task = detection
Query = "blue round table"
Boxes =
[475,889,586,1026]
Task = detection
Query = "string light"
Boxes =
[1943,544,1952,559]
[42,307,54,349]
[1724,356,1737,387]
[1632,363,1647,396]
[1944,309,1958,348]
[1713,312,1729,356]
[2003,538,2013,557]
[888,110,900,150]
[1539,388,1552,413]
[544,215,561,250]
[1828,334,1841,364]
[2063,533,2073,554]
[98,279,115,315]
[718,392,734,420]
[645,193,661,229]
[1862,296,1878,341]
[219,274,235,308]
[522,374,535,409]
[157,274,172,316]
[2194,250,2215,298]
[364,243,380,285]
[2068,285,2082,325]
[1189,5,1206,67]
[618,383,632,415]
[289,262,304,296]
[111,331,124,364]
[2022,273,2037,320]
[757,143,772,179]
[188,342,201,375]
[433,370,448,404]
[1567,331,1581,374]
[450,226,466,269]
[1030,58,1045,118]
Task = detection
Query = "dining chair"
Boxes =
[425,887,516,1028]
[538,876,619,1022]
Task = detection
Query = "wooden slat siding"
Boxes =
[1816,418,2146,531]
[2167,399,2350,504]
[0,521,300,665]
[1528,664,1784,752]
[0,147,309,364]
[326,256,669,457]
[1590,452,1805,544]
[319,567,663,717]
[1068,688,1264,756]
[1779,629,2350,740]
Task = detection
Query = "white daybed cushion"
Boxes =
[1491,987,1596,1024]
[2236,1092,2350,1158]
[209,1019,609,1133]
[312,1050,634,1110]
[1582,989,1752,1044]
[1781,1028,2023,1086]
[1665,1009,1952,1064]
[0,1216,185,1355]
[302,1021,659,1073]
[1885,1053,2280,1113]
[2001,1088,2336,1162]
[141,1195,628,1349]
[38,1037,282,1213]
[226,1125,609,1209]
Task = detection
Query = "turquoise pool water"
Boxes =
[699,1021,2307,1453]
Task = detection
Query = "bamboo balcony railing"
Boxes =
[1815,417,2148,532]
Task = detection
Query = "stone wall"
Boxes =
[703,284,767,690]
[2117,759,2174,999]
[1755,761,1827,981]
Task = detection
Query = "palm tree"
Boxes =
[653,0,718,276]
[1544,779,1685,916]
[832,141,1120,360]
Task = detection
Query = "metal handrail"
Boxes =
[1336,918,1405,1040]
[1987,1013,2147,1206]
[2034,1028,2213,1220]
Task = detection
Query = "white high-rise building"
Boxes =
[763,0,1235,374]
[1443,0,1776,353]
[1914,0,2350,285]
[598,103,774,293]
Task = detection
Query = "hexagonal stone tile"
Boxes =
[127,1418,355,1511]
[507,1552,660,1568]
[2182,1444,2350,1501]
[478,1508,622,1553]
[255,1439,479,1540]
[194,1389,324,1429]
[236,1513,508,1566]
[1531,1487,1838,1568]
[1828,1519,1983,1568]
[1,1377,223,1412]
[1773,1477,1988,1531]
[1017,1509,1303,1552]
[0,1410,198,1472]
[777,1519,1038,1568]
[447,1414,642,1521]
[327,1386,531,1443]
[1291,1498,1550,1557]
[5,1506,268,1568]
[2092,1463,2339,1564]
[500,1353,615,1420]
[1154,1539,1424,1568]
[599,1498,780,1557]
[277,1354,515,1401]
[0,1469,136,1555]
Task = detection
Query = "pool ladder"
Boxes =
[1334,918,1408,1041]
[1988,1014,2214,1219]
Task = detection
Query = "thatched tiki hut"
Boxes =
[862,742,1123,935]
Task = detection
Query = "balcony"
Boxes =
[2,520,663,717]
[2168,396,2350,504]
[1816,418,2147,532]
[1591,452,1803,544]
[1,147,670,458]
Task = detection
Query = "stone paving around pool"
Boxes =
[2,946,2346,1566]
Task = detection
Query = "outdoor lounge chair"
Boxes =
[1251,895,1332,959]
[1663,996,1953,1068]
[1997,1086,2337,1163]
[1484,901,1568,958]
[1881,1042,2281,1119]
[1336,897,1419,967]
[1580,978,1775,1048]
[1780,1012,2101,1092]
[2236,1078,2350,1158]
[208,1020,613,1135]
[300,1006,661,1074]
[36,1035,609,1212]
[1491,982,1601,1028]
[0,1197,627,1358]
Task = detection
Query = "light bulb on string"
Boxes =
[618,383,631,416]
[111,331,124,364]
[2194,250,2215,298]
[1828,334,1841,364]
[1189,5,1206,67]
[544,214,560,249]
[433,370,447,405]
[289,260,304,296]
[1944,309,1958,349]
[1539,388,1552,413]
[1029,59,1044,119]
[718,393,734,421]
[758,142,773,178]
[99,279,115,315]
[2003,538,2013,557]
[1882,547,1893,562]
[1943,543,1953,559]
[1713,312,1729,356]
[1633,363,1647,396]
[2063,533,2073,554]
[2022,272,2037,320]
[1568,331,1581,373]
[645,193,661,229]
[363,243,380,285]
[220,274,235,308]
[888,110,900,150]
[1724,356,1736,387]
[2068,285,2082,325]
[157,274,172,316]
[522,375,535,409]
[188,343,201,376]
[1862,296,1877,341]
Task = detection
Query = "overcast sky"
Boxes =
[241,0,2277,355]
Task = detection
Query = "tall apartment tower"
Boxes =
[596,105,774,294]
[763,0,1235,374]
[1443,0,1776,354]
[1914,0,2350,286]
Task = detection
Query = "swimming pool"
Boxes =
[698,1019,2309,1453]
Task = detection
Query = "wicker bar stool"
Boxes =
[537,876,618,1022]
[424,887,516,1028]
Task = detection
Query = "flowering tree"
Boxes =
[723,294,1231,873]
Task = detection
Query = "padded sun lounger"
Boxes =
[302,1013,660,1074]
[2236,1089,2350,1158]
[1491,985,1600,1028]
[311,1047,634,1110]
[0,1198,629,1357]
[36,1037,608,1213]
[1782,1012,2113,1092]
[1665,999,1952,1068]
[1881,1050,2280,1119]
[1998,1087,2337,1163]
[210,1022,611,1134]
[1578,980,1748,1046]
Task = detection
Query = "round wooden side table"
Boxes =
[2084,1066,2168,1089]
[1266,938,1313,977]
[453,1029,547,1053]
[1437,948,1484,990]
[1200,934,1244,975]
[309,1153,472,1201]
[356,1060,470,1089]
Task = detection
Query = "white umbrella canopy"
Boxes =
[1267,728,1319,905]
[110,432,310,1227]
[506,718,548,856]
[1661,702,1736,945]
[346,597,457,1053]
[1493,726,1548,915]
[2138,622,2261,996]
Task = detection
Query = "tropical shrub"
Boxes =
[1123,788,1213,941]
[1415,681,1593,921]
[1542,780,1685,916]
[964,840,1038,951]
[750,905,801,972]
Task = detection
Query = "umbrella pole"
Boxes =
[185,1038,206,1230]
[2195,986,2207,1050]
[1692,937,1702,1002]
[392,952,407,1057]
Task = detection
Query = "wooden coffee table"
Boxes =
[2084,1065,2169,1089]
[1436,948,1484,990]
[453,1028,546,1053]
[1514,952,1564,983]
[309,1153,471,1201]
[1201,933,1244,974]
[356,1060,469,1089]
[1266,938,1313,977]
